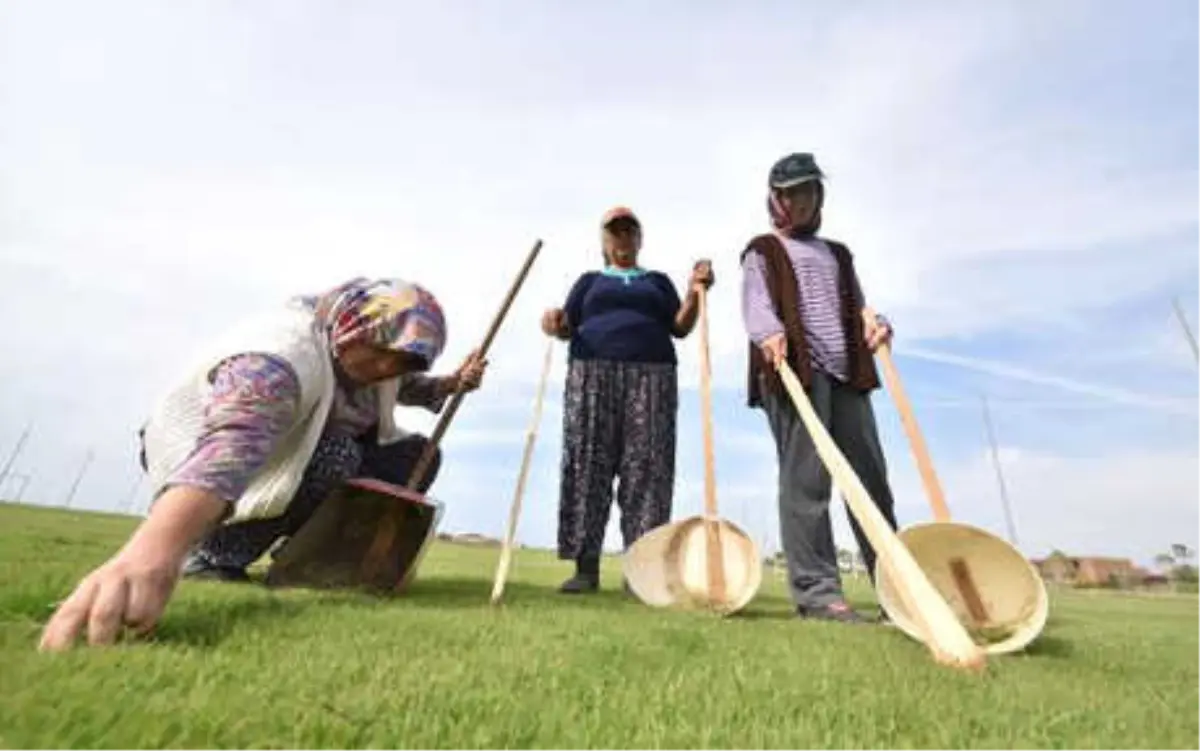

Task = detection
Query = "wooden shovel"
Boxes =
[622,284,762,615]
[775,359,986,671]
[490,338,555,605]
[867,311,989,625]
[266,239,544,594]
[865,315,1049,654]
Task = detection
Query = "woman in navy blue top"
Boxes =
[541,206,713,593]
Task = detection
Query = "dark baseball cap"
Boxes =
[768,152,826,189]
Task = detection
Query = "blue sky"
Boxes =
[0,1,1196,569]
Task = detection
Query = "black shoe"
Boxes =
[560,574,599,594]
[181,557,251,583]
[560,556,600,594]
[796,601,869,624]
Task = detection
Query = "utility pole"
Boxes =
[981,395,1020,547]
[0,423,32,492]
[62,449,94,509]
[1171,296,1198,365]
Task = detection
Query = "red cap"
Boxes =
[600,206,640,228]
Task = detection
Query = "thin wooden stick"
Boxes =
[490,339,555,605]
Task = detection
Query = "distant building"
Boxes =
[1032,553,1141,587]
[441,532,502,547]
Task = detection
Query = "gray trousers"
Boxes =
[761,370,899,610]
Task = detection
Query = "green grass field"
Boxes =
[1,502,1196,749]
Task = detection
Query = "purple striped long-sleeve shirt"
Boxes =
[741,235,864,382]
[164,354,448,504]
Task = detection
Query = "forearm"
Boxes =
[397,373,452,413]
[672,288,700,337]
[741,254,785,344]
[124,485,228,563]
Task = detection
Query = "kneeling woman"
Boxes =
[40,277,486,650]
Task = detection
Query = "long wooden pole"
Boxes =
[875,343,952,523]
[696,286,726,605]
[490,339,555,604]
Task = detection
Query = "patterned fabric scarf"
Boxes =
[302,277,448,368]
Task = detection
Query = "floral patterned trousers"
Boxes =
[557,358,678,561]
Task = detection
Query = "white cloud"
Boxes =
[898,346,1196,415]
[0,2,1195,573]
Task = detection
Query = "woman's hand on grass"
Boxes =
[39,485,227,651]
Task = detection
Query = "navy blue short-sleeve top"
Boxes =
[562,269,683,364]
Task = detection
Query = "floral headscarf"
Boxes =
[304,277,447,368]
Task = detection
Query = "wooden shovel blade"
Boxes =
[265,478,438,593]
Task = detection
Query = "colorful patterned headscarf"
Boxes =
[305,277,447,368]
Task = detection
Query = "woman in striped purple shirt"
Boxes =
[740,152,899,624]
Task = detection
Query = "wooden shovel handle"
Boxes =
[364,238,544,586]
[405,239,545,490]
[696,286,726,605]
[865,308,952,524]
[698,286,718,520]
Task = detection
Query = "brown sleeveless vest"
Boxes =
[741,233,880,408]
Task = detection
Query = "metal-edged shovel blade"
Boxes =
[264,478,442,594]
